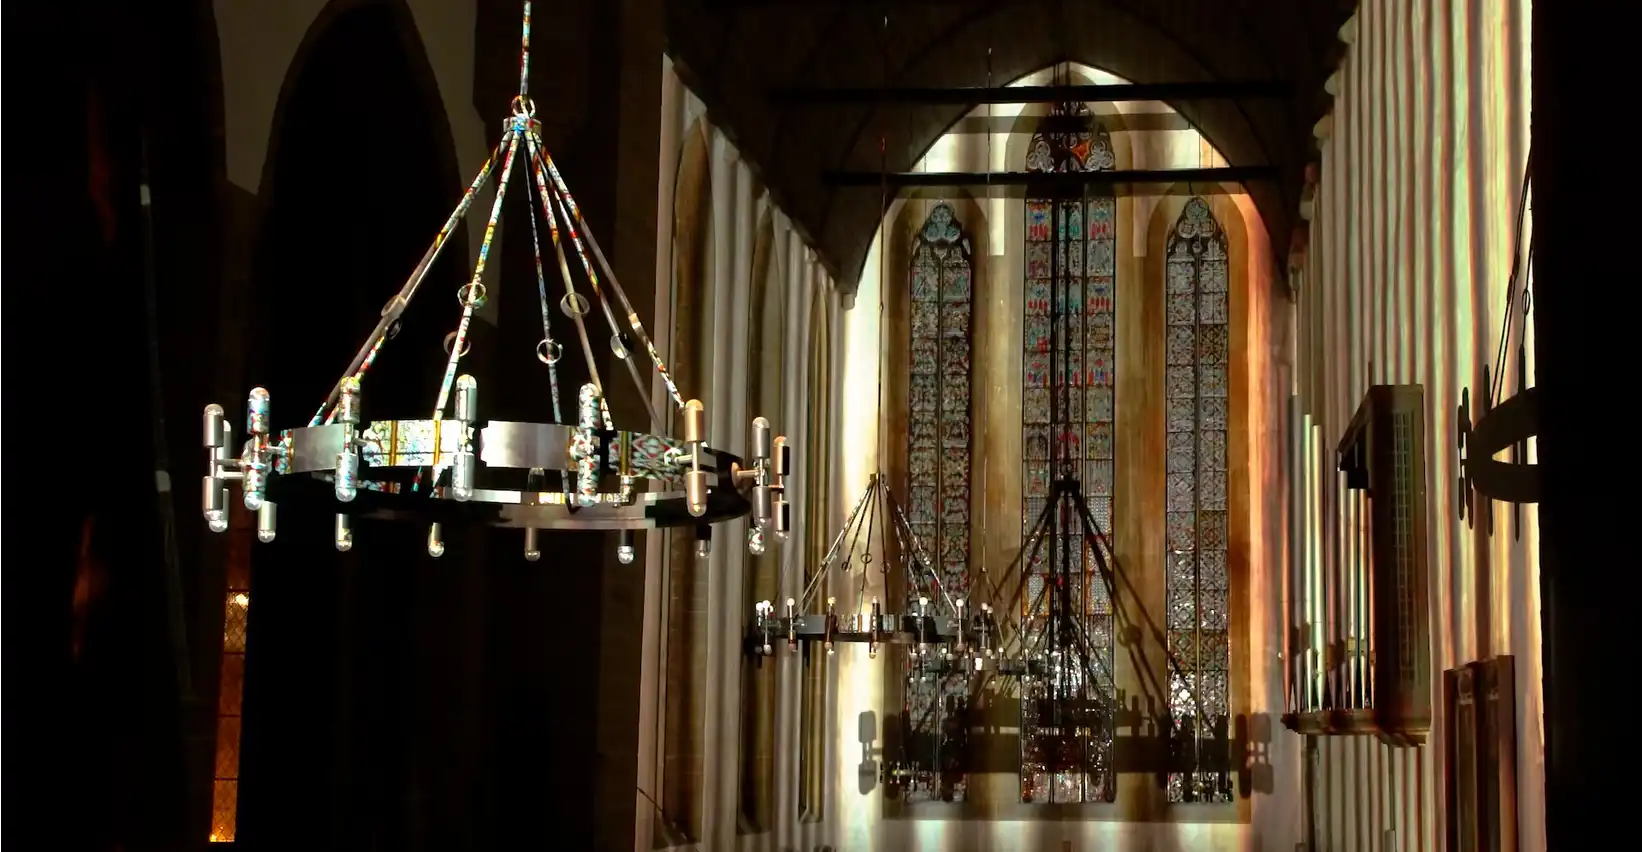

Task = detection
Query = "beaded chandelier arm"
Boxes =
[200,1,794,562]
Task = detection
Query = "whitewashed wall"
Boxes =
[1291,2,1539,850]
[640,56,842,852]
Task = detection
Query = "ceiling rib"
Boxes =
[821,165,1278,190]
[771,81,1293,107]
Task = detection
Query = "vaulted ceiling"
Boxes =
[665,0,1357,290]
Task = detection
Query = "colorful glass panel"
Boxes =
[1019,103,1117,804]
[1164,197,1233,803]
[904,202,974,803]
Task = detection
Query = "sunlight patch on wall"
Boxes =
[836,222,888,850]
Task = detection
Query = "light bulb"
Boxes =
[208,515,229,533]
[427,524,445,558]
[257,529,276,544]
[618,544,635,564]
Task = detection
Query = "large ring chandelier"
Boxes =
[200,1,792,562]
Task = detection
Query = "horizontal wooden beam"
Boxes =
[821,166,1280,194]
[770,81,1292,107]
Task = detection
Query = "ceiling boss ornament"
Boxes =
[201,1,792,562]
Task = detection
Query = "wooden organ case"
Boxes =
[1285,385,1433,746]
[1444,656,1519,852]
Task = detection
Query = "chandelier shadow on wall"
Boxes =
[200,1,792,562]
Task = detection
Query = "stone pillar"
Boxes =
[774,220,803,851]
[715,157,755,849]
[636,57,684,852]
[701,127,736,847]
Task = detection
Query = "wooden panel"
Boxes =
[1446,657,1518,852]
[1477,656,1519,852]
[1443,666,1476,851]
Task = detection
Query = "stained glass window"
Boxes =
[904,202,974,803]
[1019,103,1118,804]
[211,509,254,843]
[1164,196,1233,803]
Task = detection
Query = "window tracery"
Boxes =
[1019,103,1117,804]
[1164,196,1233,803]
[904,201,974,802]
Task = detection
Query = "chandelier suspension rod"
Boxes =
[433,132,522,420]
[518,0,532,97]
[528,132,661,426]
[853,481,879,616]
[881,482,956,615]
[309,147,500,425]
[519,131,612,427]
[522,0,681,419]
[535,150,687,411]
[799,476,877,609]
[843,478,879,616]
[522,137,565,422]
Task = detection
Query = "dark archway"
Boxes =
[245,0,465,416]
[234,3,490,849]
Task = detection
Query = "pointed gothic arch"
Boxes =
[1162,195,1233,803]
[903,201,975,802]
[1018,102,1119,805]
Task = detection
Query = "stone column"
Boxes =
[636,56,685,852]
[700,127,736,848]
[774,220,803,851]
[714,157,756,850]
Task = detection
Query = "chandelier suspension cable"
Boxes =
[874,6,956,621]
[1489,147,1534,406]
[517,0,532,98]
[869,3,892,614]
[975,42,1004,605]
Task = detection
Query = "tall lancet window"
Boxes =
[905,202,974,803]
[1164,196,1232,803]
[1019,103,1118,803]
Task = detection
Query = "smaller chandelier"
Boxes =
[201,1,792,563]
[744,473,1010,665]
